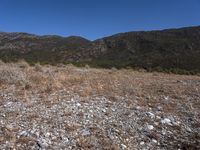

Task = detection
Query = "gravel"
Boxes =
[0,64,200,149]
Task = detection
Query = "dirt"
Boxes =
[0,62,200,149]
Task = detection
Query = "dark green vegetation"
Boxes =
[0,26,200,74]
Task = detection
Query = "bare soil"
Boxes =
[0,62,200,149]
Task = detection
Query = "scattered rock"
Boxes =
[147,125,154,130]
[0,65,199,149]
[152,139,157,144]
[121,144,127,149]
[161,118,172,125]
[81,129,91,136]
[76,103,81,107]
[140,141,145,145]
[146,112,155,118]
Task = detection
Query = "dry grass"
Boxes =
[0,61,200,149]
[0,61,200,113]
[0,63,27,85]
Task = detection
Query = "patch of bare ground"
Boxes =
[0,61,200,149]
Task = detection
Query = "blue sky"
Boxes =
[0,0,200,40]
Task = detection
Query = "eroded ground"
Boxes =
[0,62,200,150]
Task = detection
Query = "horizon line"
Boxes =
[1,25,199,41]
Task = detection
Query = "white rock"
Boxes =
[136,106,141,110]
[161,118,172,125]
[162,130,166,135]
[156,116,161,119]
[146,112,155,118]
[164,96,169,100]
[140,141,145,145]
[121,144,127,149]
[63,137,69,143]
[4,102,12,107]
[173,121,181,126]
[35,131,40,138]
[6,124,14,130]
[76,103,81,107]
[39,138,49,148]
[147,125,154,130]
[19,131,28,136]
[45,132,51,138]
[102,109,106,113]
[81,129,90,136]
[111,108,116,111]
[152,139,157,143]
[186,126,192,132]
[154,122,159,126]
[157,106,162,111]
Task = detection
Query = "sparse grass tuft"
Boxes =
[0,64,27,85]
[34,63,43,72]
[0,60,5,65]
[17,60,30,69]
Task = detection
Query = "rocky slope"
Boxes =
[0,62,200,149]
[0,26,200,72]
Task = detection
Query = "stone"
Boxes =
[147,125,154,130]
[146,112,155,118]
[161,118,172,125]
[140,141,145,145]
[152,139,157,143]
[76,103,81,107]
[81,129,91,136]
[121,144,127,149]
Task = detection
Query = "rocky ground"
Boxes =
[0,62,200,150]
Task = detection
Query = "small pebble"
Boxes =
[121,144,127,149]
[140,141,145,145]
[161,118,172,125]
[147,125,154,130]
[152,139,157,143]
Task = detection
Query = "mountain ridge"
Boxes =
[1,25,200,41]
[0,25,200,73]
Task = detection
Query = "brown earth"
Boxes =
[0,61,200,149]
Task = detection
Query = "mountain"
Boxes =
[0,26,200,73]
[0,32,93,63]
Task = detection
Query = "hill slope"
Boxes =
[0,26,200,72]
[0,62,200,149]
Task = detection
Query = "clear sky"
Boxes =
[0,0,200,40]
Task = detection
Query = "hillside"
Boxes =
[0,62,199,149]
[0,32,93,63]
[0,26,200,73]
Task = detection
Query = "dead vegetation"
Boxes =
[0,61,200,149]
